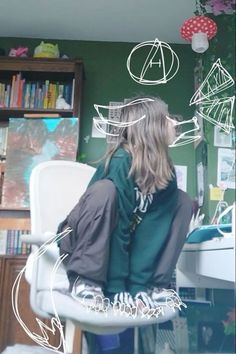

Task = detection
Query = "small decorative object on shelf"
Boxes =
[56,94,71,109]
[8,47,29,57]
[33,41,60,58]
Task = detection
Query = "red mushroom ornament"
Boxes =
[180,16,217,53]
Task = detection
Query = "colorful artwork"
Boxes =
[2,117,79,208]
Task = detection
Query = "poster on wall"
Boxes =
[194,111,204,148]
[214,126,232,147]
[2,117,79,208]
[91,118,107,138]
[217,148,235,189]
[197,162,204,206]
[175,165,187,192]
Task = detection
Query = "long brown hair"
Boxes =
[105,96,175,194]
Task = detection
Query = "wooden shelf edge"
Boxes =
[0,206,30,211]
[0,108,73,113]
[0,217,31,230]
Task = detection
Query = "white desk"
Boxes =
[176,237,235,291]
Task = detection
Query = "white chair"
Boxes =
[21,160,177,353]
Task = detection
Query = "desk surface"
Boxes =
[183,236,235,251]
[179,235,235,286]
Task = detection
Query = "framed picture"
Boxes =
[214,126,232,147]
[197,162,204,206]
[217,148,235,189]
[2,117,79,208]
[91,118,107,138]
[175,165,187,192]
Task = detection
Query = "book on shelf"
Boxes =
[71,79,75,109]
[24,82,31,108]
[0,125,8,157]
[0,160,5,205]
[29,83,36,109]
[0,229,31,256]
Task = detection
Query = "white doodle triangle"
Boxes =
[198,96,235,133]
[190,59,234,106]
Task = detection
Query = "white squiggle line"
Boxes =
[190,58,235,134]
[94,97,154,120]
[94,98,201,146]
[12,268,62,352]
[167,116,201,147]
[11,228,72,354]
[48,253,69,353]
[93,115,146,137]
[197,96,235,134]
[126,38,179,85]
[190,59,234,105]
[93,98,154,136]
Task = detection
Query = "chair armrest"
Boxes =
[21,231,56,245]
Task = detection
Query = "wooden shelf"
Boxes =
[0,162,5,173]
[0,217,30,230]
[0,206,30,211]
[0,108,73,113]
[0,56,83,72]
[0,56,84,120]
[0,56,83,353]
[0,208,30,230]
[0,108,74,121]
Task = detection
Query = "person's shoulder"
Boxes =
[108,147,131,172]
[112,147,130,160]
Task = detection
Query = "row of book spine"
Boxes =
[0,229,31,255]
[0,73,75,110]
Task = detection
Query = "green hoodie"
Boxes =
[88,148,178,295]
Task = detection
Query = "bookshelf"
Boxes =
[0,57,84,352]
[0,56,83,120]
[0,56,84,210]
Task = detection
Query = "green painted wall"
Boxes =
[0,37,196,197]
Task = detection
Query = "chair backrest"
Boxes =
[30,160,95,235]
[27,160,95,316]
